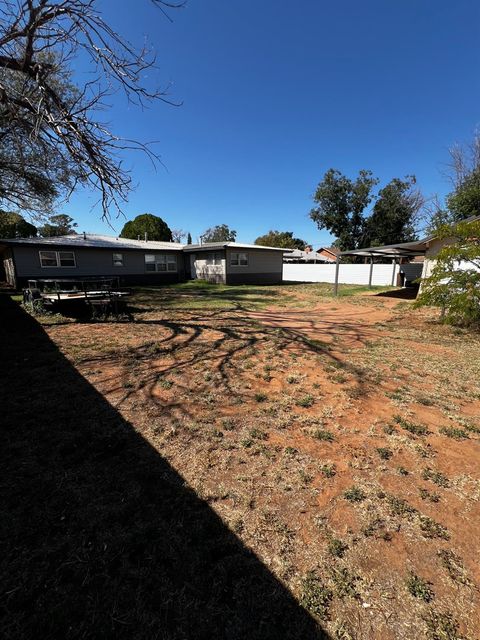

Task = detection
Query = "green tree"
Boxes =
[187,232,192,244]
[310,169,379,251]
[0,211,37,238]
[120,214,173,242]
[416,219,480,326]
[363,176,421,246]
[202,224,236,242]
[254,230,306,249]
[38,214,77,237]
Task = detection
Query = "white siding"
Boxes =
[283,262,423,286]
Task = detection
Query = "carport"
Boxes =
[333,239,428,295]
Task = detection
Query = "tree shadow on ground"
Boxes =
[374,288,418,300]
[0,295,328,640]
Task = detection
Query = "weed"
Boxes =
[376,447,393,460]
[221,418,235,431]
[329,567,360,599]
[424,610,461,640]
[343,486,366,502]
[157,377,174,390]
[328,537,348,558]
[299,469,313,485]
[296,394,315,408]
[397,466,409,476]
[419,488,440,503]
[439,426,469,440]
[419,516,450,540]
[254,392,267,403]
[249,427,267,441]
[393,415,430,436]
[312,429,335,442]
[422,467,449,488]
[385,494,417,518]
[406,573,434,602]
[438,550,472,586]
[240,437,253,448]
[300,571,333,620]
[286,374,299,384]
[383,424,397,435]
[320,464,336,478]
[284,446,298,455]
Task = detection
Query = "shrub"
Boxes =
[312,429,334,442]
[393,415,430,436]
[406,572,434,602]
[376,447,393,460]
[439,426,469,440]
[328,537,348,558]
[415,219,480,327]
[296,394,315,408]
[300,572,333,620]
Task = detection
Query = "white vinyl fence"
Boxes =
[283,262,423,286]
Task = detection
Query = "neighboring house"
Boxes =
[0,234,287,288]
[283,248,334,263]
[317,246,340,261]
[184,242,286,284]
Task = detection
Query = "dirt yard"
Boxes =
[2,282,479,639]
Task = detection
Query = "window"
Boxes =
[206,252,222,266]
[230,252,248,266]
[39,250,76,268]
[113,253,124,267]
[145,253,177,272]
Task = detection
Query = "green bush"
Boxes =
[416,219,480,327]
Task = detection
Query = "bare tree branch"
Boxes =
[0,0,185,219]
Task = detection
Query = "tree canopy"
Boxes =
[120,214,173,242]
[38,214,77,237]
[254,230,306,250]
[310,169,424,250]
[0,211,37,238]
[310,169,378,251]
[202,225,236,243]
[0,0,184,219]
[363,177,421,247]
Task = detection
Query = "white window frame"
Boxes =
[112,252,124,267]
[230,252,248,267]
[39,250,76,268]
[145,253,177,273]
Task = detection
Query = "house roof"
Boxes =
[283,248,334,262]
[0,233,185,251]
[182,242,289,253]
[317,246,340,256]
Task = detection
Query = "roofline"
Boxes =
[182,243,289,253]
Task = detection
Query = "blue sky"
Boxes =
[68,0,480,246]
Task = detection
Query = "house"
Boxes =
[184,242,286,284]
[317,246,340,262]
[283,247,334,263]
[0,234,288,288]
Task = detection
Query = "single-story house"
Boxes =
[283,248,334,264]
[184,242,286,284]
[0,234,288,288]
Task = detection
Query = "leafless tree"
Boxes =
[171,228,186,243]
[445,129,480,189]
[0,0,185,220]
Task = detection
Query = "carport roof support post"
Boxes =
[333,256,340,296]
[368,256,374,288]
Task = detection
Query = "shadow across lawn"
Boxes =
[0,295,327,640]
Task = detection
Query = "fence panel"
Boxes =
[283,262,423,286]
